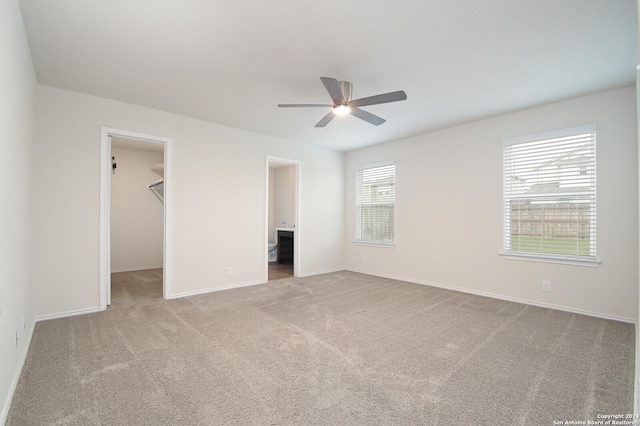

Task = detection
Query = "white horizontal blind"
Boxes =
[503,125,596,260]
[356,163,395,243]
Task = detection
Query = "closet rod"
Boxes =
[147,179,164,189]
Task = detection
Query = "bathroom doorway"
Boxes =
[266,156,299,281]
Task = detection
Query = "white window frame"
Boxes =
[355,161,396,246]
[500,124,600,267]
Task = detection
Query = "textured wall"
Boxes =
[34,85,344,317]
[110,146,164,272]
[345,86,638,321]
[0,0,37,422]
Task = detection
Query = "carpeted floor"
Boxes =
[7,270,635,425]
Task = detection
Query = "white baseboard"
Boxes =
[36,306,103,322]
[1,321,35,425]
[296,268,345,278]
[110,265,163,273]
[346,268,635,324]
[167,269,348,300]
[166,280,267,300]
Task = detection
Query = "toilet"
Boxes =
[268,244,278,262]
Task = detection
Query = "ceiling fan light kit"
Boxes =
[278,77,407,127]
[333,104,351,115]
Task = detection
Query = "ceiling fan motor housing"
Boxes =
[338,81,353,103]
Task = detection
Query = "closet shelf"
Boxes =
[148,164,164,203]
[151,164,164,178]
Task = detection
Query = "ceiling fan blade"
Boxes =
[350,107,386,126]
[320,77,345,104]
[349,90,407,108]
[315,111,336,127]
[278,104,332,108]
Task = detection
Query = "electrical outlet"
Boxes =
[225,267,232,276]
[363,256,367,264]
[541,280,551,292]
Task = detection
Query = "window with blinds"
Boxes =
[503,125,596,261]
[356,163,395,243]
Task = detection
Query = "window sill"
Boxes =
[500,252,600,268]
[354,241,396,248]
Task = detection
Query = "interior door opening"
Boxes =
[100,128,172,309]
[110,136,165,303]
[266,157,299,281]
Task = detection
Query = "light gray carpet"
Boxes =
[7,270,635,425]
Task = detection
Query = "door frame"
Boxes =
[100,127,172,309]
[265,156,300,281]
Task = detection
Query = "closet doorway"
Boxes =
[266,156,299,281]
[100,128,172,309]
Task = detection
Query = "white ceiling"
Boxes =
[20,0,637,152]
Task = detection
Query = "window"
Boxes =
[356,163,395,244]
[502,125,596,263]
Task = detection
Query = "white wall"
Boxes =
[268,169,275,243]
[635,23,640,409]
[110,146,164,272]
[34,85,344,318]
[0,0,36,422]
[273,165,296,231]
[345,86,638,321]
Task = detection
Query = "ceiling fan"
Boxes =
[278,77,407,127]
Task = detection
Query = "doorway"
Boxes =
[266,156,300,281]
[100,128,172,309]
